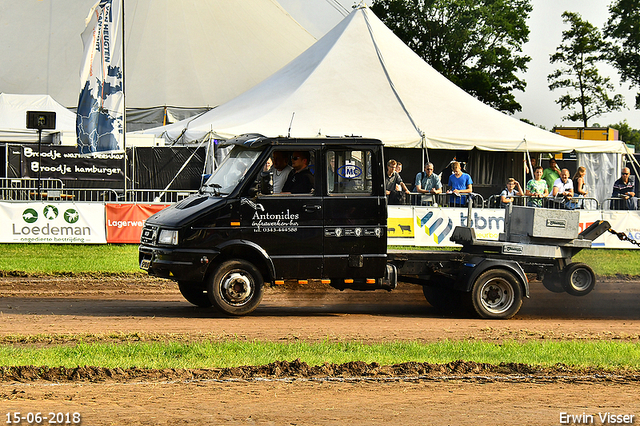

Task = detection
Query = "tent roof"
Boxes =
[0,93,77,142]
[0,0,315,109]
[144,6,626,154]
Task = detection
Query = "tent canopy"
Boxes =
[0,93,77,142]
[142,6,626,154]
[0,0,315,109]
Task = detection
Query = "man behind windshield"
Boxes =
[266,151,293,194]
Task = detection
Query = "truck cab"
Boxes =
[139,135,393,315]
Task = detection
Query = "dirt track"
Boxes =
[1,275,640,425]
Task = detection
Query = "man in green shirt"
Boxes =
[542,158,561,192]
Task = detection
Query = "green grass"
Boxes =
[390,245,640,276]
[0,244,141,274]
[0,340,638,370]
[0,244,638,276]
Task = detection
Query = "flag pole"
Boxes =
[121,0,127,199]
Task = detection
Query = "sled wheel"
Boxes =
[208,259,264,316]
[422,280,463,314]
[542,274,565,293]
[470,269,523,319]
[562,263,596,297]
[178,281,212,307]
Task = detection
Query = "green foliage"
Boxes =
[604,0,640,109]
[609,120,640,148]
[370,0,532,114]
[0,340,639,369]
[548,11,626,126]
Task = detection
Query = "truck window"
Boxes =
[328,150,373,195]
[203,146,261,195]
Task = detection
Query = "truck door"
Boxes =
[322,147,387,279]
[240,148,323,279]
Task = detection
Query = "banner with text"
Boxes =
[388,207,640,249]
[11,144,125,182]
[0,202,106,243]
[106,203,169,243]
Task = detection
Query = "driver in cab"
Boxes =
[281,151,314,194]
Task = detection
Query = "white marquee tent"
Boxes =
[0,94,77,143]
[0,0,315,110]
[142,6,627,154]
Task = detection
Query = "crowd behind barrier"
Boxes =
[0,178,632,210]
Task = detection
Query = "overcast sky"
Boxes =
[278,0,638,131]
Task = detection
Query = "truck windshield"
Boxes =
[202,146,262,195]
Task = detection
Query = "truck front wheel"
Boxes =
[470,269,523,319]
[208,259,264,316]
[178,281,213,308]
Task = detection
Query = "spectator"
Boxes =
[499,178,524,208]
[414,162,442,205]
[542,158,561,192]
[573,167,588,197]
[573,166,588,208]
[281,151,314,194]
[551,168,574,209]
[612,167,638,210]
[447,161,473,206]
[525,165,548,207]
[385,159,410,205]
[394,161,408,203]
[524,156,537,176]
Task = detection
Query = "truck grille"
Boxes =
[140,225,158,245]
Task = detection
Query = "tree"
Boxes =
[604,0,640,108]
[609,120,640,148]
[548,11,625,127]
[370,0,532,114]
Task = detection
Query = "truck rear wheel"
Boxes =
[470,269,522,319]
[562,263,595,297]
[178,281,213,308]
[208,259,264,316]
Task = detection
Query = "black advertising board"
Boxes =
[9,144,125,182]
[6,144,206,190]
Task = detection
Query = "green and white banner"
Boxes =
[0,202,106,243]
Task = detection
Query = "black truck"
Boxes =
[139,135,608,319]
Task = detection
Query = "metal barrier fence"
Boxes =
[0,182,198,203]
[401,192,604,210]
[0,181,632,210]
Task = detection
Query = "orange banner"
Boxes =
[106,204,169,243]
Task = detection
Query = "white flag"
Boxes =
[76,0,124,154]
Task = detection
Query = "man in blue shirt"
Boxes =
[447,161,473,206]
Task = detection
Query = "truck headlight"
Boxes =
[158,229,179,245]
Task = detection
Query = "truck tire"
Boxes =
[470,269,523,319]
[562,263,595,297]
[208,259,264,316]
[542,274,565,293]
[178,281,213,308]
[422,284,463,314]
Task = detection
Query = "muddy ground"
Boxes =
[1,275,640,425]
